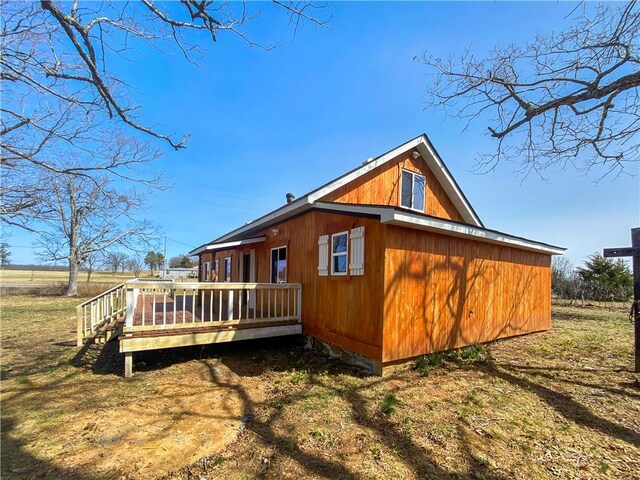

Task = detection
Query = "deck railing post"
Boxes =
[76,305,84,347]
[125,283,138,328]
[297,284,302,322]
[228,290,234,321]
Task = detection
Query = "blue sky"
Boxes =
[6,1,639,269]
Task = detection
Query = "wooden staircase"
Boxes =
[77,283,128,346]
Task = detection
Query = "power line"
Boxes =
[165,236,196,249]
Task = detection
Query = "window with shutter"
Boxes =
[331,232,349,275]
[318,235,329,276]
[349,226,365,275]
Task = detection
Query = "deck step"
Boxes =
[84,317,125,344]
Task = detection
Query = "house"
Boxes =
[187,134,565,374]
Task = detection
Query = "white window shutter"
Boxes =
[318,235,329,276]
[349,226,365,275]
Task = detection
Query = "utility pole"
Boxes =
[162,234,167,280]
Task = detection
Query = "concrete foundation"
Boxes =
[304,335,382,375]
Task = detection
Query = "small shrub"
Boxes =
[459,344,487,363]
[414,351,447,374]
[414,356,431,376]
[379,393,400,415]
[286,368,307,386]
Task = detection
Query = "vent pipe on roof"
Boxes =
[286,193,296,204]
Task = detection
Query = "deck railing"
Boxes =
[77,280,302,345]
[124,281,302,332]
[76,282,127,346]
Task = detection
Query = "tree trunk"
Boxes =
[86,270,92,283]
[67,257,79,296]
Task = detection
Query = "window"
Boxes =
[203,261,211,281]
[213,259,219,282]
[223,256,231,282]
[331,231,348,275]
[270,246,287,283]
[400,169,426,212]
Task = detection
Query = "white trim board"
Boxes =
[312,202,564,255]
[306,135,482,227]
[192,134,482,251]
[191,236,266,255]
[382,211,565,255]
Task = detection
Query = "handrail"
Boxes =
[130,281,301,290]
[76,282,128,346]
[78,282,127,307]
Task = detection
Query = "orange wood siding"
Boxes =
[382,225,552,362]
[200,253,212,281]
[200,211,385,359]
[319,150,464,222]
[209,248,239,282]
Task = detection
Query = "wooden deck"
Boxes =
[77,281,303,377]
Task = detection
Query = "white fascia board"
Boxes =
[212,200,313,244]
[414,140,483,227]
[384,212,565,255]
[201,134,482,248]
[307,135,482,227]
[191,236,267,255]
[307,137,424,204]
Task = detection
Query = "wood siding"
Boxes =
[201,211,385,360]
[382,225,552,362]
[320,150,464,222]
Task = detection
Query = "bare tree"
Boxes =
[126,256,144,277]
[1,1,329,227]
[420,2,639,178]
[83,251,101,283]
[103,251,128,278]
[36,175,156,296]
[2,0,329,148]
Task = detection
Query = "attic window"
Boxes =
[400,169,426,212]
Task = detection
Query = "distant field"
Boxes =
[0,269,147,285]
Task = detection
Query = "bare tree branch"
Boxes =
[420,1,640,179]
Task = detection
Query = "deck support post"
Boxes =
[124,352,133,378]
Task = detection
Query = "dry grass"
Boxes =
[0,269,142,285]
[1,296,638,480]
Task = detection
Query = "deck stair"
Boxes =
[77,283,127,346]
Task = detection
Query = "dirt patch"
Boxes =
[1,296,267,479]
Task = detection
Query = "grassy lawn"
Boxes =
[1,296,638,479]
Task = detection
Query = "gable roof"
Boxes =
[190,134,483,254]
